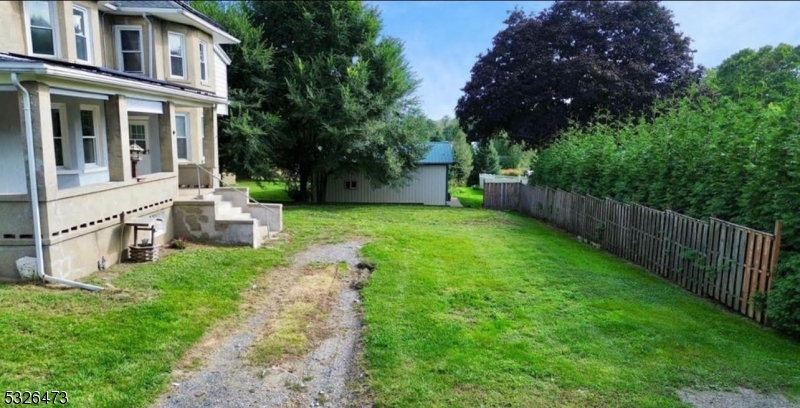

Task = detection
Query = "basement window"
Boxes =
[345,181,358,190]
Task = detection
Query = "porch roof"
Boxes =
[0,52,226,105]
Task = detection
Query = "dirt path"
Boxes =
[678,387,798,408]
[153,241,370,408]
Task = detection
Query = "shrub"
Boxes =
[767,253,800,338]
[500,168,522,176]
[531,89,800,335]
[169,237,188,250]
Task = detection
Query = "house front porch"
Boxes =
[0,76,224,280]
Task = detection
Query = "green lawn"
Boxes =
[236,180,293,202]
[450,186,484,208]
[284,206,800,408]
[1,205,799,408]
[0,246,290,407]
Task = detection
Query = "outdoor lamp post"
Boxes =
[130,144,145,178]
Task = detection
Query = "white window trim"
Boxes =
[114,25,144,74]
[168,32,187,79]
[175,112,190,161]
[72,5,92,63]
[79,104,105,169]
[129,119,149,152]
[51,103,70,169]
[199,41,208,84]
[24,1,60,58]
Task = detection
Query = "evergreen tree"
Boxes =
[468,141,500,186]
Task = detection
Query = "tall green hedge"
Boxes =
[532,92,800,336]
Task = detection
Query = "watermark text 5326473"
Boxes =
[4,391,68,405]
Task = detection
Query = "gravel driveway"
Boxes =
[153,241,370,408]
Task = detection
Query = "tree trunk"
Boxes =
[298,169,310,203]
[314,172,329,204]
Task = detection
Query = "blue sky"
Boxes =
[369,1,800,120]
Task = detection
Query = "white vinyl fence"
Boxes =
[479,174,528,189]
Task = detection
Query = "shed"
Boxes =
[325,142,454,205]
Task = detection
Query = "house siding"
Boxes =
[326,165,448,206]
[214,52,228,115]
[0,2,26,55]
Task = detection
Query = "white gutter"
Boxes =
[2,64,225,104]
[142,13,155,78]
[108,7,240,44]
[11,73,103,292]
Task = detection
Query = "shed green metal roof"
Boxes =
[421,142,454,165]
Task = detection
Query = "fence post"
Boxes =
[769,220,783,292]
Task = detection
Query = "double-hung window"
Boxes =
[115,26,143,73]
[51,104,68,167]
[25,1,58,57]
[199,41,208,83]
[80,107,100,166]
[72,6,92,63]
[168,32,186,79]
[175,113,189,160]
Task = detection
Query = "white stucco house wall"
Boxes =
[325,141,454,206]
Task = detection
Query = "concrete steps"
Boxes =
[175,188,283,248]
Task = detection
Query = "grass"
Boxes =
[450,186,484,208]
[247,264,341,366]
[282,205,800,407]
[236,180,293,202]
[2,204,799,407]
[0,245,290,408]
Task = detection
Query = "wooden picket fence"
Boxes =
[484,182,783,324]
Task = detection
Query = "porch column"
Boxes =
[202,106,219,187]
[158,101,177,173]
[18,81,58,202]
[105,95,131,181]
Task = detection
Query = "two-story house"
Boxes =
[0,1,282,284]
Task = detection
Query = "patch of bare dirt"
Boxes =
[678,387,798,408]
[153,240,373,408]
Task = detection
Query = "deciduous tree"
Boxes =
[456,0,699,147]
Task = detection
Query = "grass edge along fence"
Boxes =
[484,182,783,325]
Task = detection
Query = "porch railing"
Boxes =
[191,163,277,235]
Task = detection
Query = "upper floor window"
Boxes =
[199,41,208,83]
[168,32,186,79]
[72,6,92,63]
[25,1,58,57]
[115,26,143,73]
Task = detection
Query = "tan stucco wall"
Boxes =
[160,21,216,91]
[45,173,178,238]
[3,2,219,92]
[0,245,35,282]
[0,1,26,54]
[45,204,174,280]
[0,198,175,281]
[1,1,102,65]
[101,15,154,76]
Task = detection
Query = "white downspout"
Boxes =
[143,13,154,78]
[11,73,103,292]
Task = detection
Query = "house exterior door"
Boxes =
[129,120,152,175]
